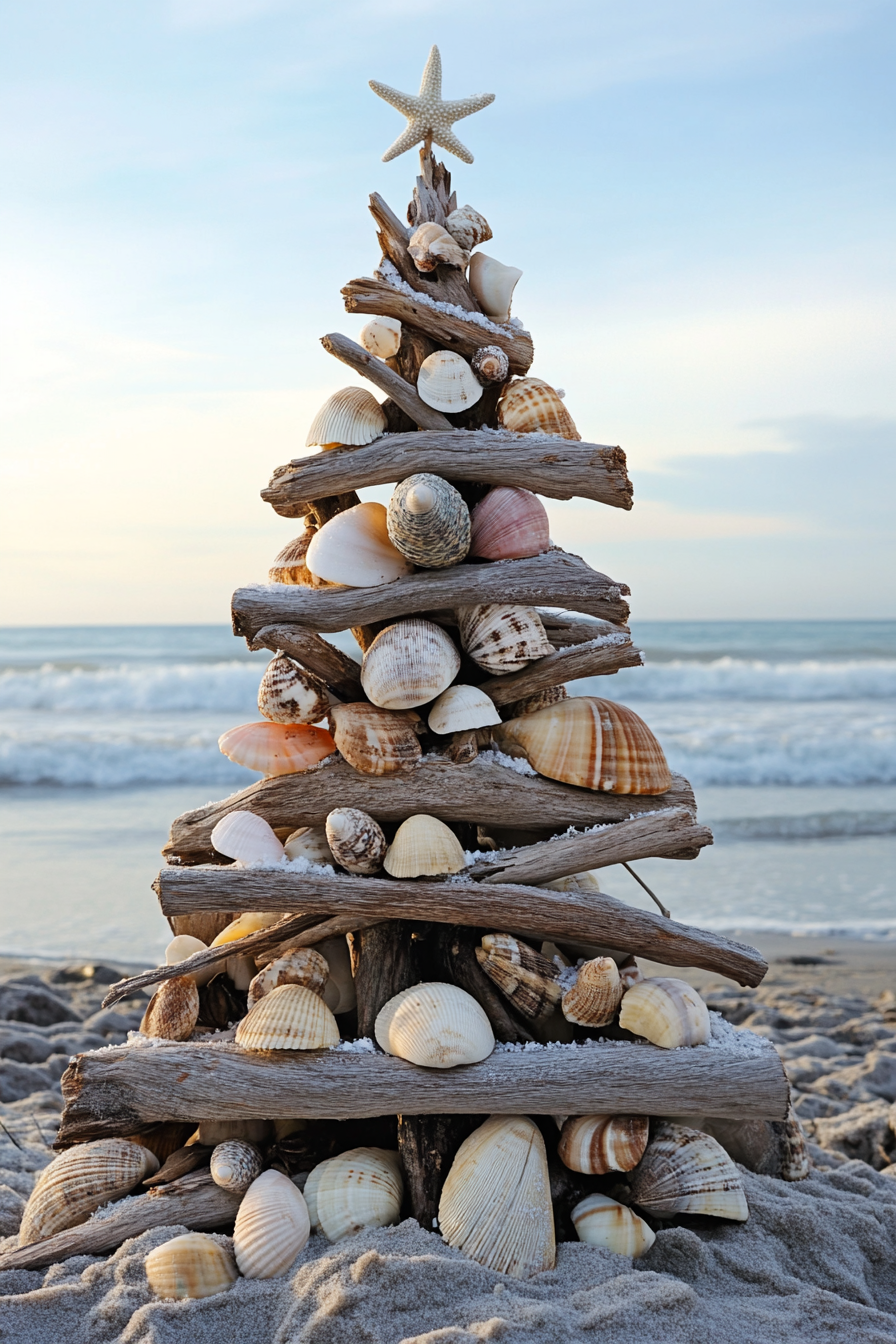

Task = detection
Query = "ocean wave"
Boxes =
[0,733,251,788]
[0,662,262,714]
[712,811,896,840]
[577,657,896,701]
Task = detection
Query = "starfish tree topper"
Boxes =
[369,45,495,164]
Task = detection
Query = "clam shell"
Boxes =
[141,975,200,1041]
[470,344,509,385]
[444,204,493,252]
[428,684,500,735]
[618,977,710,1049]
[218,723,336,778]
[468,253,522,324]
[375,982,494,1068]
[233,1169,311,1277]
[558,1115,649,1174]
[561,957,623,1028]
[165,934,216,988]
[387,474,471,569]
[498,377,580,439]
[417,351,483,412]
[469,487,550,561]
[325,806,387,874]
[571,1193,655,1258]
[234,983,340,1051]
[383,814,466,878]
[306,387,386,448]
[408,221,469,271]
[503,685,568,720]
[438,1115,555,1279]
[360,316,401,359]
[211,810,286,864]
[268,530,332,586]
[313,935,356,1014]
[305,501,414,587]
[145,1232,238,1299]
[361,619,461,710]
[248,949,330,1006]
[328,703,423,776]
[210,1140,264,1194]
[475,934,561,1021]
[258,655,331,725]
[19,1139,159,1245]
[314,1147,404,1242]
[456,603,552,675]
[284,825,335,866]
[630,1123,748,1221]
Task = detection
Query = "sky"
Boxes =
[0,0,894,623]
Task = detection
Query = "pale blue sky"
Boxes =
[1,0,893,621]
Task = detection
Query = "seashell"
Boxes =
[313,936,356,1014]
[618,977,710,1049]
[541,868,601,894]
[428,684,500,735]
[469,486,551,561]
[408,221,469,272]
[383,814,466,878]
[386,474,471,569]
[218,722,336,778]
[306,387,386,449]
[361,619,461,710]
[211,912,283,949]
[468,253,522,324]
[305,501,414,587]
[314,1147,404,1242]
[503,685,568,720]
[325,807,387,874]
[438,1115,555,1279]
[493,697,672,794]
[561,957,623,1028]
[165,934,216,988]
[571,1193,655,1258]
[630,1123,749,1221]
[328,702,422,776]
[235,983,340,1051]
[617,955,643,990]
[141,975,200,1041]
[470,344,509,385]
[302,1155,333,1231]
[210,1140,264,1193]
[198,1120,272,1147]
[558,1115,650,1174]
[284,825,335,866]
[145,1232,238,1299]
[444,204,492,252]
[268,530,332,587]
[19,1139,159,1245]
[498,377,580,440]
[417,351,483,412]
[211,810,286,864]
[475,934,561,1021]
[456,603,552,675]
[375,982,494,1068]
[258,655,331,725]
[233,1169,311,1277]
[360,316,401,359]
[248,949,330,1006]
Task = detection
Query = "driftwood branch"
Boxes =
[478,636,642,705]
[320,333,451,432]
[369,191,479,313]
[247,625,364,701]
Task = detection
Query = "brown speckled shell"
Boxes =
[498,378,580,440]
[248,949,330,1005]
[257,655,331,725]
[470,345,509,385]
[475,934,562,1021]
[456,604,553,675]
[502,685,568,721]
[141,975,200,1041]
[558,1114,650,1174]
[210,1140,264,1194]
[629,1123,749,1221]
[325,807,387,874]
[328,703,423,776]
[561,957,623,1027]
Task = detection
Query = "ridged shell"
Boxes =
[468,253,522,324]
[558,1115,650,1174]
[469,487,551,561]
[444,204,493,252]
[306,387,386,448]
[417,351,483,412]
[210,1140,264,1193]
[456,603,552,675]
[325,806,387,874]
[475,934,561,1021]
[387,474,471,569]
[618,977,710,1049]
[211,810,286,864]
[498,377,580,440]
[375,982,494,1068]
[218,723,336,778]
[360,316,401,359]
[313,935,356,1014]
[314,1147,404,1242]
[305,501,414,587]
[383,814,466,878]
[258,656,331,725]
[233,1169,311,1277]
[248,949,330,1006]
[328,703,422,776]
[268,530,332,587]
[493,697,672,794]
[235,983,340,1051]
[428,684,501,734]
[165,934,216,988]
[141,975,200,1041]
[145,1233,238,1299]
[408,221,469,271]
[571,1194,655,1258]
[561,957,623,1028]
[630,1123,749,1221]
[470,344,509,385]
[19,1139,159,1245]
[361,619,461,710]
[438,1115,555,1279]
[284,825,335,866]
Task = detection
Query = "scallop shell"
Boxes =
[258,656,331,725]
[456,604,552,675]
[302,1155,334,1231]
[235,983,340,1051]
[328,703,423,776]
[248,949,330,1006]
[438,1115,555,1279]
[233,1169,311,1277]
[165,934,216,988]
[561,957,623,1028]
[383,814,466,878]
[428,685,501,735]
[571,1193,655,1258]
[268,530,332,586]
[408,221,469,272]
[468,253,522,324]
[493,697,672,794]
[417,351,483,412]
[375,982,494,1068]
[470,344,509,385]
[475,934,562,1021]
[558,1115,650,1174]
[314,1147,404,1242]
[387,474,471,569]
[325,807,387,874]
[19,1139,159,1245]
[284,825,335,866]
[210,810,286,864]
[618,977,710,1049]
[218,722,336,778]
[141,975,200,1041]
[313,935,356,1014]
[210,1140,264,1194]
[469,487,551,561]
[498,377,580,440]
[306,387,386,448]
[145,1232,238,1299]
[305,501,414,587]
[444,204,493,252]
[361,619,461,710]
[360,316,401,359]
[630,1123,749,1221]
[503,685,568,720]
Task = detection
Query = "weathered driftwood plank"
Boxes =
[247,625,364,701]
[401,608,629,653]
[320,333,451,432]
[369,190,480,315]
[478,635,642,705]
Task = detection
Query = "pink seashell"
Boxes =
[218,722,336,777]
[469,487,551,561]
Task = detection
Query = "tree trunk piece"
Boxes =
[350,920,422,1039]
[397,1113,484,1230]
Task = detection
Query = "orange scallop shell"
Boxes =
[218,722,336,777]
[498,378,580,440]
[469,487,551,561]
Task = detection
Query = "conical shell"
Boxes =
[361,619,461,710]
[165,934,216,988]
[387,474,471,569]
[561,957,623,1028]
[235,983,340,1051]
[248,949,329,1006]
[618,977,710,1049]
[19,1139,159,1245]
[211,810,286,864]
[305,501,414,587]
[558,1115,649,1174]
[456,604,552,675]
[468,253,522,324]
[408,221,469,271]
[306,387,386,448]
[141,975,200,1041]
[375,982,494,1068]
[328,703,423,776]
[498,377,580,440]
[444,204,492,252]
[383,814,466,878]
[210,1140,264,1193]
[470,344,509,385]
[570,1193,655,1258]
[428,684,501,734]
[438,1115,555,1279]
[630,1123,748,1221]
[313,935,356,1014]
[145,1232,238,1299]
[493,697,672,795]
[218,722,336,778]
[360,316,401,359]
[475,934,561,1021]
[325,807,387,874]
[233,1169,311,1277]
[469,487,551,561]
[284,825,335,866]
[503,685,568,720]
[268,530,333,586]
[315,1147,404,1242]
[258,655,331,725]
[417,351,483,412]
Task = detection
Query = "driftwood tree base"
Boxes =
[398,1113,485,1230]
[350,920,423,1039]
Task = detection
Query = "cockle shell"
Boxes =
[408,221,469,271]
[618,977,710,1049]
[218,722,336,778]
[470,344,509,385]
[328,703,422,776]
[456,603,552,675]
[141,975,200,1041]
[475,934,562,1021]
[234,1169,311,1277]
[571,1193,655,1258]
[387,474,471,569]
[493,697,672,794]
[314,935,356,1014]
[438,1115,555,1279]
[468,253,522,324]
[417,351,483,412]
[630,1123,749,1221]
[284,825,335,866]
[313,1147,404,1242]
[498,377,580,440]
[145,1233,238,1300]
[361,619,461,710]
[305,501,414,587]
[268,530,332,587]
[360,316,401,359]
[383,814,466,878]
[306,387,386,449]
[325,807,387,874]
[210,1140,264,1194]
[444,204,492,252]
[561,957,623,1028]
[211,810,286,864]
[469,487,551,561]
[19,1139,159,1245]
[248,949,330,1006]
[258,655,331,725]
[165,935,216,988]
[503,685,568,720]
[375,982,494,1068]
[428,684,501,734]
[234,983,340,1051]
[558,1115,650,1174]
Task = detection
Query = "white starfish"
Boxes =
[370,45,495,164]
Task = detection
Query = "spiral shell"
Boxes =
[375,982,494,1069]
[558,1115,650,1174]
[383,814,466,878]
[408,221,469,271]
[468,253,522,324]
[360,316,401,359]
[475,934,561,1021]
[210,1140,264,1194]
[312,1148,404,1242]
[328,703,422,776]
[630,1123,749,1221]
[258,655,331,725]
[248,949,330,1006]
[618,977,710,1049]
[417,351,483,412]
[444,204,492,252]
[141,975,200,1041]
[498,377,580,439]
[234,1169,311,1277]
[428,684,500,735]
[306,387,386,448]
[361,619,461,710]
[325,807,387,874]
[456,603,552,675]
[470,344,509,385]
[571,1194,655,1258]
[210,809,285,864]
[469,487,551,561]
[218,722,336,778]
[19,1139,159,1245]
[284,825,335,866]
[305,501,414,587]
[235,983,340,1051]
[561,957,623,1028]
[145,1233,238,1299]
[387,474,471,569]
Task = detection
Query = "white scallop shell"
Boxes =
[374,982,494,1069]
[360,316,401,359]
[428,685,501,734]
[314,1147,404,1242]
[571,1193,655,1258]
[468,253,522,323]
[145,1232,238,1299]
[234,983,340,1051]
[210,810,285,865]
[306,387,386,448]
[361,619,461,710]
[383,814,467,878]
[305,502,414,587]
[417,351,483,412]
[233,1169,311,1278]
[618,977,710,1049]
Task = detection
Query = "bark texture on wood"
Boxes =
[247,625,364,701]
[369,190,479,314]
[321,333,451,431]
[398,1114,484,1230]
[350,920,422,1038]
[477,636,642,705]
